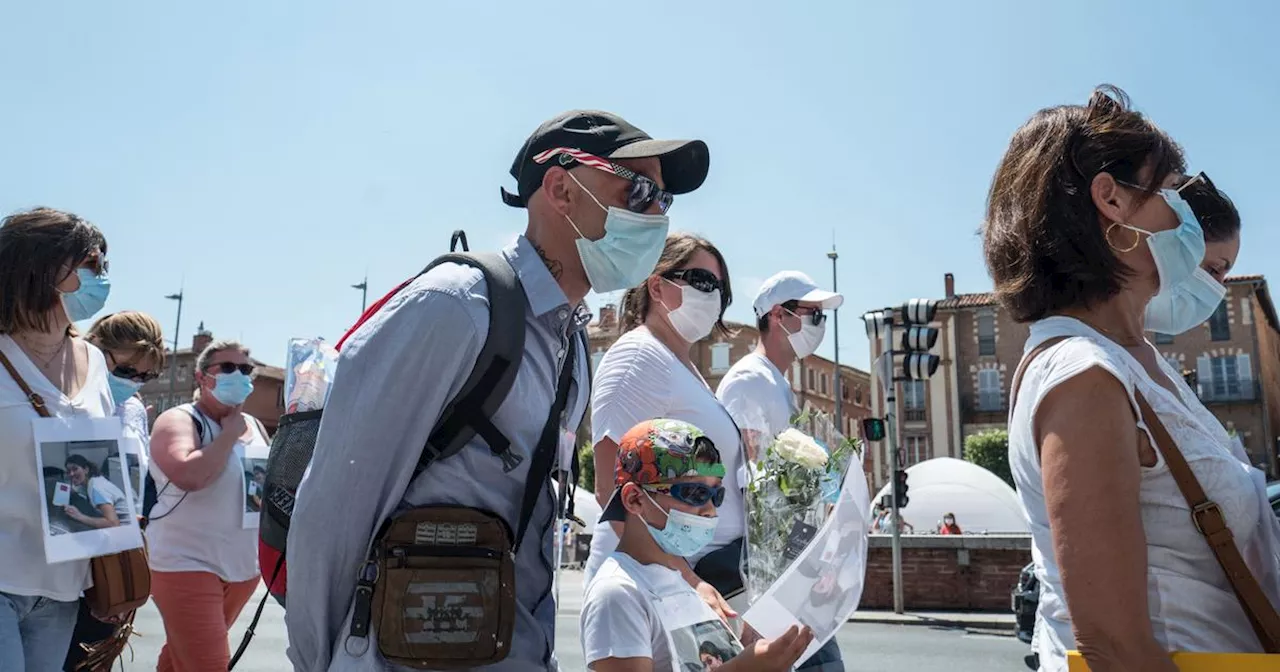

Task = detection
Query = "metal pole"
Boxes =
[165,291,184,409]
[828,247,841,434]
[353,279,368,313]
[885,317,905,614]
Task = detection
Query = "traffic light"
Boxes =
[861,417,886,442]
[897,299,940,381]
[893,469,910,509]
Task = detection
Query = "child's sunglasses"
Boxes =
[643,482,726,508]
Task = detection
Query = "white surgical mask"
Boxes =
[659,280,722,343]
[782,311,826,358]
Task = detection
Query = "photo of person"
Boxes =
[244,458,268,514]
[669,619,743,671]
[41,439,133,537]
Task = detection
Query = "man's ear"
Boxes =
[620,483,645,518]
[541,168,575,217]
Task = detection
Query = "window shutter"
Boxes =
[1196,355,1211,397]
[1238,354,1253,397]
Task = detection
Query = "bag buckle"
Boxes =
[1191,500,1226,536]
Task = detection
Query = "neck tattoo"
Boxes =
[532,243,563,280]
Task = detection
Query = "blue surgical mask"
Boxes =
[566,173,670,293]
[1146,266,1227,336]
[211,371,255,406]
[61,268,111,322]
[642,490,718,557]
[107,374,144,407]
[1115,189,1206,294]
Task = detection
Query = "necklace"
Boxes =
[17,333,69,369]
[1075,318,1143,348]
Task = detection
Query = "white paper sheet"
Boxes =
[741,446,872,661]
[33,416,143,563]
[242,440,270,529]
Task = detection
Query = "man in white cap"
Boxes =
[715,270,845,671]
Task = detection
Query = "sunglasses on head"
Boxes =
[206,362,255,376]
[643,482,725,508]
[533,147,675,214]
[662,268,724,295]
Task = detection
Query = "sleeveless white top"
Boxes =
[146,403,267,583]
[1010,317,1280,670]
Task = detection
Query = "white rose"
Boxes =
[773,429,829,469]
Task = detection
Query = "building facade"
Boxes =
[867,273,1280,488]
[585,304,874,475]
[140,323,287,434]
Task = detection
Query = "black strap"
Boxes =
[228,554,285,670]
[513,336,579,553]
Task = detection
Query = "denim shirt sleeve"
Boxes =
[284,272,485,671]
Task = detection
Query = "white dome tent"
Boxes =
[872,457,1029,534]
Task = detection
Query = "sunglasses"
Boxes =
[643,482,726,508]
[783,302,827,326]
[112,365,160,384]
[1115,171,1224,223]
[533,147,675,214]
[206,362,256,376]
[662,268,724,295]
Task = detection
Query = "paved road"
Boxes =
[119,571,1029,671]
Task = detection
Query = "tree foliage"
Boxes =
[577,443,596,491]
[962,429,1014,489]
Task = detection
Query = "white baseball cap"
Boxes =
[752,271,844,318]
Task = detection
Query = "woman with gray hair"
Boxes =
[146,339,270,672]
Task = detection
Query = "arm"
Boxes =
[1036,367,1176,672]
[150,408,240,491]
[65,502,120,528]
[581,578,658,672]
[593,437,625,539]
[284,281,483,671]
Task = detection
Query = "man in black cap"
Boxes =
[285,112,708,671]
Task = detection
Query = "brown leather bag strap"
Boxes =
[1008,336,1070,416]
[1134,392,1280,653]
[0,349,52,418]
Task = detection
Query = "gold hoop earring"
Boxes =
[1105,222,1143,253]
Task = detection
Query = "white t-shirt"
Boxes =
[586,327,745,582]
[117,396,150,511]
[581,553,687,670]
[146,403,267,582]
[1011,317,1280,670]
[716,351,795,443]
[0,335,114,601]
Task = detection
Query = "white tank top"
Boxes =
[1010,317,1280,670]
[146,403,267,582]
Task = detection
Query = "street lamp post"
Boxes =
[828,246,841,433]
[353,278,368,313]
[165,291,183,409]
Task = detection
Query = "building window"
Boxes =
[841,382,849,401]
[1200,353,1253,401]
[854,387,863,406]
[791,362,801,389]
[1153,332,1174,345]
[177,364,189,381]
[903,435,930,466]
[710,343,731,374]
[807,368,815,391]
[978,369,1002,411]
[1209,301,1230,341]
[820,372,828,395]
[903,380,926,410]
[977,311,996,356]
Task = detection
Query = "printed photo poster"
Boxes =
[116,435,148,512]
[33,416,143,563]
[669,619,744,671]
[242,440,270,529]
[741,442,872,662]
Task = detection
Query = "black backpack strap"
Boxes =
[513,334,580,553]
[417,252,527,474]
[564,329,592,522]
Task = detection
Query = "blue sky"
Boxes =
[3,1,1277,371]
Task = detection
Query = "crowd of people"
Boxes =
[1,84,1278,672]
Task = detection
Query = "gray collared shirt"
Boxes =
[285,235,590,671]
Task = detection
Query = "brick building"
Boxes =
[585,304,874,474]
[140,323,286,434]
[867,273,1280,488]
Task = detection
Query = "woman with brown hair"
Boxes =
[0,208,114,672]
[584,233,743,612]
[988,86,1280,671]
[63,311,165,671]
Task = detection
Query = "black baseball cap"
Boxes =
[500,110,710,208]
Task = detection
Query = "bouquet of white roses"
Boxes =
[743,410,861,602]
